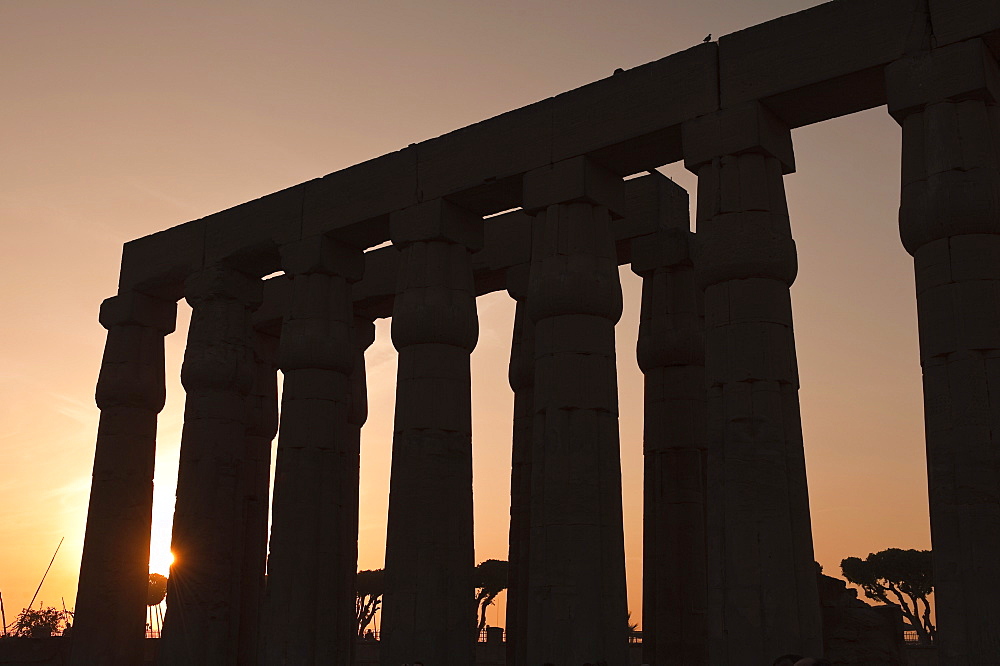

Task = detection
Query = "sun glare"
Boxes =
[150,550,175,576]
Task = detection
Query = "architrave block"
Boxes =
[522,156,625,217]
[204,183,306,277]
[929,0,1000,52]
[886,38,1000,122]
[719,0,923,126]
[280,235,364,280]
[119,220,206,301]
[682,103,795,174]
[389,199,483,250]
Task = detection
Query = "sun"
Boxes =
[149,507,176,575]
[149,550,175,576]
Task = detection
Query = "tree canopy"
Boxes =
[147,573,168,607]
[474,559,508,634]
[354,560,510,639]
[8,606,72,638]
[841,548,934,644]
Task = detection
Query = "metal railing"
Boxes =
[141,625,650,645]
[359,627,503,642]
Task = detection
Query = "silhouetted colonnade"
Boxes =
[72,1,1000,664]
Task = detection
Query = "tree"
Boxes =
[841,548,935,644]
[9,606,72,638]
[147,573,168,606]
[474,559,508,634]
[356,568,384,638]
[146,573,168,638]
[626,611,639,640]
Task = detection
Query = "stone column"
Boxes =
[631,224,708,665]
[236,329,278,666]
[262,237,364,664]
[522,156,629,665]
[682,102,822,663]
[886,39,1000,663]
[380,199,481,666]
[159,267,261,666]
[505,264,533,666]
[71,292,175,666]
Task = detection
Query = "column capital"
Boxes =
[99,291,176,334]
[353,316,376,352]
[682,101,794,174]
[630,228,692,277]
[505,264,530,302]
[522,156,625,217]
[391,240,478,352]
[279,235,364,280]
[886,38,1000,123]
[184,266,262,309]
[389,198,483,251]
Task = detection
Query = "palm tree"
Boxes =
[356,569,384,638]
[626,611,639,641]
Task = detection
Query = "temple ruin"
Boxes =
[70,0,1000,663]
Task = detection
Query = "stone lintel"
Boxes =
[114,0,1000,297]
[184,266,263,308]
[631,229,693,276]
[389,198,484,250]
[204,183,306,277]
[249,173,691,323]
[886,38,1000,123]
[682,102,795,174]
[302,150,418,240]
[99,292,177,334]
[522,156,625,217]
[618,171,689,241]
[477,211,532,274]
[119,219,206,301]
[929,0,1000,52]
[719,0,924,120]
[279,235,365,280]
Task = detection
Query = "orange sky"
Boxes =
[1,0,928,629]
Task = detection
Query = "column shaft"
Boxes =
[71,292,175,666]
[887,39,1000,662]
[263,238,364,664]
[381,201,480,666]
[523,168,628,664]
[348,317,377,633]
[505,267,534,666]
[237,330,278,666]
[684,103,822,663]
[632,228,708,665]
[159,268,261,666]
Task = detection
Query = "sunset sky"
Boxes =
[1,0,928,630]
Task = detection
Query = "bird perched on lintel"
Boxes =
[703,34,712,42]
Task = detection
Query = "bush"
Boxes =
[9,607,72,637]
